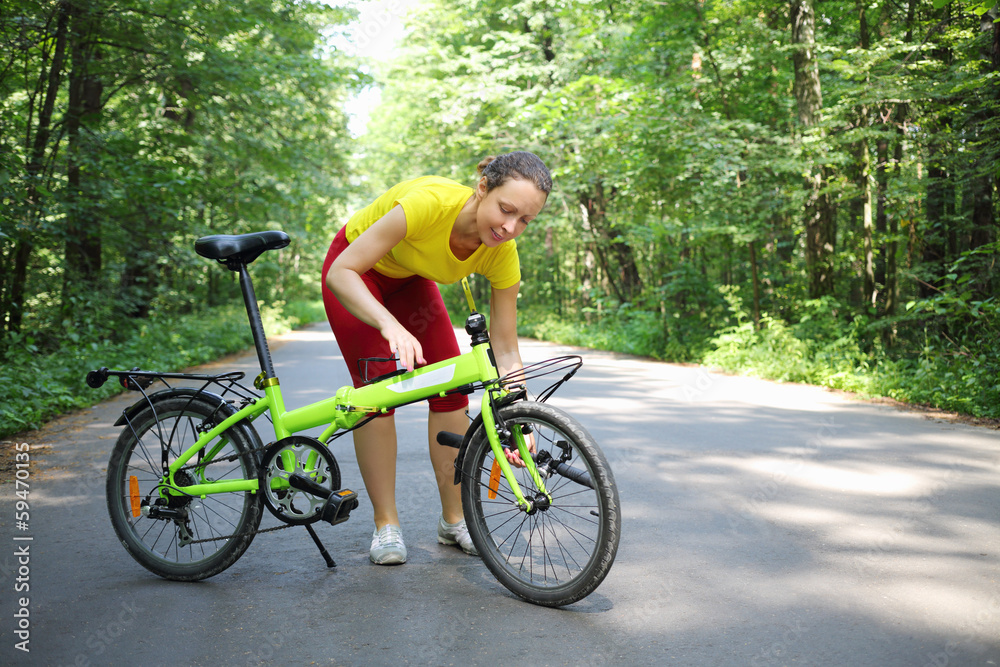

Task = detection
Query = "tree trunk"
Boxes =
[3,1,70,339]
[6,241,33,339]
[790,0,834,298]
[994,12,999,241]
[64,0,104,301]
[856,0,870,50]
[882,0,914,322]
[861,141,875,307]
[579,183,642,304]
[855,1,874,309]
[790,0,822,127]
[962,184,989,254]
[922,157,950,298]
[749,240,761,328]
[874,136,889,293]
[884,127,903,321]
[969,10,997,269]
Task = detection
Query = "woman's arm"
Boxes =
[325,206,426,371]
[490,281,536,466]
[489,281,523,382]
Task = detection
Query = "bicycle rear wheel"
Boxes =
[106,393,263,580]
[461,401,620,607]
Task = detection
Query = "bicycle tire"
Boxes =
[106,393,263,580]
[461,401,620,607]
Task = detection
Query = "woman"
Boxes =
[322,151,551,565]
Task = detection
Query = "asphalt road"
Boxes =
[1,322,999,666]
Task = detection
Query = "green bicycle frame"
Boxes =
[162,331,549,510]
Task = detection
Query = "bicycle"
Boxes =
[87,230,621,607]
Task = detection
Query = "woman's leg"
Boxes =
[352,415,399,530]
[429,406,478,554]
[322,229,402,533]
[427,408,469,524]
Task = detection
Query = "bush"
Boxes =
[704,315,814,383]
[518,303,705,362]
[871,338,1000,419]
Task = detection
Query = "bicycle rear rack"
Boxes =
[88,367,267,418]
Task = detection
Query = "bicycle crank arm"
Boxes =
[288,473,333,498]
[287,474,359,527]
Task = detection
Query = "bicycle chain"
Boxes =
[183,522,295,545]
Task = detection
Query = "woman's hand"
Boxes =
[381,321,425,372]
[505,429,536,468]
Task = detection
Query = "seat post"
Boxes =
[237,263,276,378]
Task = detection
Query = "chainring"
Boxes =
[260,436,341,525]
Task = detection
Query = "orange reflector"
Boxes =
[488,459,502,500]
[129,475,141,517]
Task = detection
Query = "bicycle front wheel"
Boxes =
[106,393,263,580]
[461,401,620,607]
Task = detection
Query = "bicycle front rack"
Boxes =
[498,355,583,403]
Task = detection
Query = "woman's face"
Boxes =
[475,177,548,247]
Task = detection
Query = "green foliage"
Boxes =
[888,249,1000,417]
[877,342,1000,418]
[519,305,695,362]
[279,299,328,330]
[705,316,814,383]
[702,293,877,392]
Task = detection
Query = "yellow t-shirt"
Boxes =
[345,176,521,290]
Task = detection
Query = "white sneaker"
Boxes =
[370,524,406,565]
[437,516,479,556]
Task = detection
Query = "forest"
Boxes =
[1,0,998,437]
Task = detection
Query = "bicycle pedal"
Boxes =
[321,489,358,526]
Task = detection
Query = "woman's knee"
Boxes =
[428,393,469,413]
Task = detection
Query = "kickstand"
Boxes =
[304,523,336,568]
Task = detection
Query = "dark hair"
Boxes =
[477,151,552,195]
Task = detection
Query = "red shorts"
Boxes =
[321,226,469,415]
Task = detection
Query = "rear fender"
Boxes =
[114,388,265,461]
[114,387,232,427]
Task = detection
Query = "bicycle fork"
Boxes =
[479,389,552,513]
[460,304,552,513]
